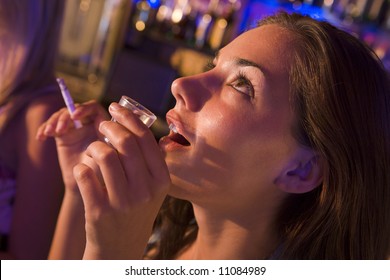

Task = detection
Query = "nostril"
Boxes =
[171,78,187,108]
[171,75,209,112]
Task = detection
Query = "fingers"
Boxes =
[103,103,170,182]
[73,163,106,213]
[80,138,165,215]
[82,102,170,207]
[71,103,171,260]
[84,141,130,207]
[75,155,165,260]
[36,100,109,141]
[56,108,75,134]
[36,108,70,140]
[72,100,110,125]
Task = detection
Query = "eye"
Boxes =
[229,72,254,98]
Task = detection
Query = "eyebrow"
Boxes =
[236,58,264,72]
[214,51,265,74]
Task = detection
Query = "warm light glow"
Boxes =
[156,5,169,22]
[217,18,228,29]
[171,9,183,23]
[374,46,386,59]
[202,14,212,25]
[135,20,146,31]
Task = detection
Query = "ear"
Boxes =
[275,151,324,194]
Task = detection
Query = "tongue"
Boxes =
[171,133,190,146]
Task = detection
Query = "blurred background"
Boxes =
[55,0,390,135]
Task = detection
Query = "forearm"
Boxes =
[49,191,86,260]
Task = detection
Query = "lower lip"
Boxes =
[159,136,189,152]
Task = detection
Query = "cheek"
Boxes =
[200,104,296,183]
[200,103,284,153]
[196,104,239,152]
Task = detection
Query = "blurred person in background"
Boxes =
[0,0,65,259]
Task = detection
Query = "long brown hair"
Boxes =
[0,0,65,104]
[149,12,390,259]
[262,12,390,259]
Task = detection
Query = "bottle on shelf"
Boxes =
[132,0,153,32]
[208,0,239,50]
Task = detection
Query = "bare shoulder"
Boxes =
[18,91,65,143]
[26,92,65,114]
[24,91,64,124]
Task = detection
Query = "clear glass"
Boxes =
[105,95,157,143]
[114,95,156,126]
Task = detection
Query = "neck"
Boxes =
[178,204,281,260]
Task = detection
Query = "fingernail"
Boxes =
[56,121,66,133]
[109,102,121,111]
[44,124,54,135]
[99,120,106,130]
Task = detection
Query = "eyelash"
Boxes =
[203,61,254,98]
[229,71,254,98]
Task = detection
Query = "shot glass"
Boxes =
[104,95,157,143]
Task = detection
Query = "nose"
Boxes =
[171,73,213,112]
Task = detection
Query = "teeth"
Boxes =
[169,123,178,133]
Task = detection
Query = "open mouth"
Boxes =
[169,123,191,146]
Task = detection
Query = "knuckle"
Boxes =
[116,133,136,148]
[96,148,117,163]
[86,207,108,224]
[73,164,94,181]
[137,126,150,139]
[60,108,69,116]
[85,141,118,164]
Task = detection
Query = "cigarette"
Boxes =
[56,78,82,129]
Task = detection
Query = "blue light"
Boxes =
[147,0,160,9]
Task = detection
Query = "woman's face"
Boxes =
[159,24,302,209]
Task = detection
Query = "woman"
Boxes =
[37,12,390,259]
[0,0,65,259]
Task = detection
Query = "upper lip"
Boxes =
[166,110,192,145]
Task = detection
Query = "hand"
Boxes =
[74,103,170,259]
[36,100,109,191]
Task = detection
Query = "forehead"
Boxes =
[220,24,297,76]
